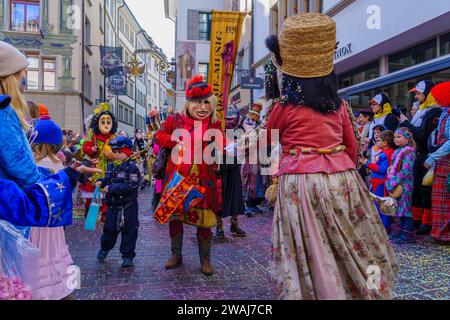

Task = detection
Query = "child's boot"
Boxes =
[230,216,246,237]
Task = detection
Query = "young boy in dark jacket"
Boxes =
[96,137,141,268]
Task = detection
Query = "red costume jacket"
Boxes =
[155,113,223,214]
[267,102,358,175]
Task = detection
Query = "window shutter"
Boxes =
[187,10,199,40]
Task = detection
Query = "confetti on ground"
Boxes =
[65,188,449,300]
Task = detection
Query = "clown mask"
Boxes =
[99,114,113,135]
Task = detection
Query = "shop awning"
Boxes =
[339,54,450,97]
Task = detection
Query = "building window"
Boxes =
[290,0,298,15]
[25,54,56,91]
[199,63,209,83]
[346,68,450,111]
[26,54,39,90]
[119,104,124,121]
[231,0,239,11]
[43,58,56,91]
[198,12,211,41]
[389,38,438,73]
[302,0,311,12]
[281,0,288,21]
[338,61,380,89]
[10,0,40,32]
[126,80,134,99]
[85,16,91,46]
[440,32,450,56]
[99,4,104,32]
[270,4,279,35]
[153,84,157,100]
[84,66,92,100]
[119,15,124,32]
[99,85,104,101]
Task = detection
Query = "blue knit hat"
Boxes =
[33,115,63,145]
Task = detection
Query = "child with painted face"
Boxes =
[386,128,416,244]
[154,75,222,276]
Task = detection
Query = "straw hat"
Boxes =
[266,13,336,78]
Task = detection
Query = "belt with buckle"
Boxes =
[284,145,347,156]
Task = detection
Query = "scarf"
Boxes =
[410,94,438,126]
[419,93,437,110]
[374,103,393,119]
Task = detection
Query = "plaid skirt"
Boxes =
[431,155,450,242]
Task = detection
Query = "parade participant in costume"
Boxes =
[358,108,374,182]
[363,130,396,232]
[147,109,163,210]
[96,137,142,268]
[368,93,399,143]
[265,13,397,300]
[425,82,450,243]
[398,80,442,233]
[29,115,75,300]
[359,108,374,146]
[80,103,118,221]
[216,104,246,239]
[133,128,148,190]
[155,75,221,276]
[241,101,267,216]
[386,128,416,244]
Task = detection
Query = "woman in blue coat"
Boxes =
[0,41,99,227]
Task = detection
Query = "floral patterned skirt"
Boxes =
[271,170,398,300]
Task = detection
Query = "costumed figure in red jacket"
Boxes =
[79,103,118,221]
[154,75,222,276]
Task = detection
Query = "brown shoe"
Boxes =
[165,254,182,269]
[201,260,214,276]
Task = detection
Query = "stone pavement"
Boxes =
[66,188,449,300]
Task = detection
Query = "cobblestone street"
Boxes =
[66,189,450,300]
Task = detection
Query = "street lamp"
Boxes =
[125,46,172,126]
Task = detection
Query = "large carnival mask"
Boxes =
[99,114,113,135]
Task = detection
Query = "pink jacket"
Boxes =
[267,102,358,175]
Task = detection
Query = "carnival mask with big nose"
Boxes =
[99,114,113,135]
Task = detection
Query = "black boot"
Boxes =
[413,220,422,230]
[216,218,225,239]
[417,224,432,235]
[230,216,246,237]
[165,233,183,269]
[197,233,213,276]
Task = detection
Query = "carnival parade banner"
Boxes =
[100,46,123,77]
[208,11,245,130]
[106,66,127,95]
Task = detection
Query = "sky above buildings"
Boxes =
[126,0,175,59]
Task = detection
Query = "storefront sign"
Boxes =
[241,75,264,89]
[335,43,352,60]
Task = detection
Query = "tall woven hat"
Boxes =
[266,13,336,78]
